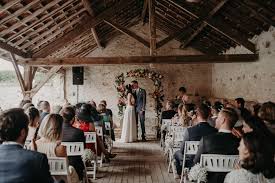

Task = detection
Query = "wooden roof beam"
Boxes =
[32,0,129,58]
[141,0,149,24]
[149,0,157,56]
[18,54,259,66]
[165,0,256,53]
[181,0,229,48]
[0,0,21,14]
[0,41,31,58]
[104,20,150,48]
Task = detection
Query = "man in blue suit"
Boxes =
[131,80,147,141]
[0,108,54,183]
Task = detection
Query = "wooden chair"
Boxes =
[84,132,97,180]
[48,157,71,183]
[95,126,104,167]
[180,141,200,183]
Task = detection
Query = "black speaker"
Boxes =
[72,67,84,85]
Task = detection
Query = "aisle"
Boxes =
[93,141,177,183]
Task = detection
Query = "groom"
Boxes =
[131,80,147,141]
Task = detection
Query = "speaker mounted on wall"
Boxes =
[72,67,84,85]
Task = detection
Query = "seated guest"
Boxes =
[25,107,40,141]
[208,101,223,127]
[193,107,240,183]
[98,103,115,141]
[252,103,261,117]
[174,86,187,108]
[61,106,85,180]
[73,104,116,161]
[36,100,44,114]
[0,108,53,183]
[19,99,32,108]
[40,101,51,121]
[234,98,251,118]
[224,133,275,183]
[100,100,113,117]
[179,104,193,127]
[258,101,275,136]
[173,103,217,177]
[161,100,177,122]
[22,103,34,111]
[35,113,79,183]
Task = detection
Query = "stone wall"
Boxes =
[64,23,212,137]
[211,26,275,103]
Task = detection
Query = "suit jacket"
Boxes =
[62,123,85,179]
[180,122,217,153]
[193,132,240,183]
[134,88,146,112]
[0,144,54,183]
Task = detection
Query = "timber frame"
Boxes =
[0,0,274,99]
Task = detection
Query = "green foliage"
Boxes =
[0,71,17,83]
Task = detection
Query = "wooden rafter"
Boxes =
[18,54,259,66]
[32,0,129,58]
[165,0,256,53]
[91,28,104,49]
[237,0,275,26]
[0,41,30,58]
[6,0,77,42]
[0,0,40,25]
[180,0,229,48]
[149,0,157,56]
[104,20,150,48]
[141,0,149,24]
[0,0,21,14]
[0,0,64,36]
[30,66,62,98]
[81,0,104,50]
[9,53,26,93]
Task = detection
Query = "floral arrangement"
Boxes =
[188,163,208,182]
[81,149,95,163]
[115,69,164,119]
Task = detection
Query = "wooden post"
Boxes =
[9,52,26,95]
[63,69,67,101]
[149,0,157,56]
[23,66,33,100]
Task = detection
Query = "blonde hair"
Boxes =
[38,113,63,141]
[179,104,191,127]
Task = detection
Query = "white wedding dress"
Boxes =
[120,93,137,143]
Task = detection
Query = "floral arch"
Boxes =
[115,69,164,120]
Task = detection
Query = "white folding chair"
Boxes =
[48,157,71,183]
[180,141,200,183]
[61,142,84,156]
[95,126,104,167]
[24,140,31,150]
[197,154,239,183]
[104,121,113,152]
[167,130,186,174]
[160,119,172,148]
[84,132,97,180]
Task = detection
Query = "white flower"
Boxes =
[188,163,208,182]
[81,149,95,162]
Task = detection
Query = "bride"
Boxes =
[120,84,137,143]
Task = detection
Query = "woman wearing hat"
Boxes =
[73,104,116,161]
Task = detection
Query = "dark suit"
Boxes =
[174,122,217,175]
[133,88,146,139]
[193,132,240,183]
[62,123,85,180]
[0,144,54,183]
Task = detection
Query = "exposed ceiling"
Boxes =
[0,0,274,61]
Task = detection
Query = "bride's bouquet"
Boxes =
[188,163,208,183]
